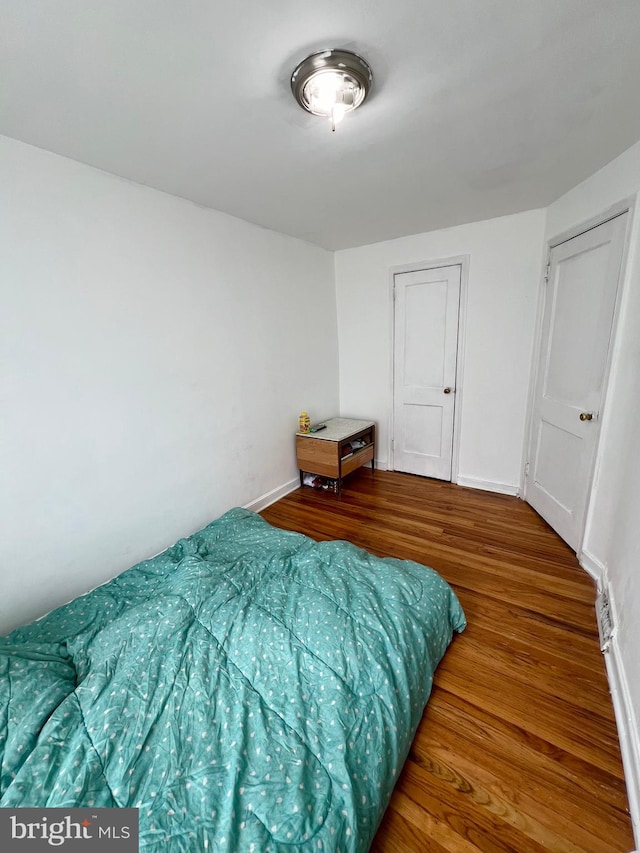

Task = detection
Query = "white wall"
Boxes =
[545,140,640,838]
[0,135,338,635]
[335,210,546,493]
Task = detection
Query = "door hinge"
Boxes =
[544,261,551,283]
[525,461,530,478]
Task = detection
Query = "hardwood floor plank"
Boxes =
[261,471,635,852]
[383,790,482,853]
[397,759,551,853]
[435,649,624,777]
[427,690,631,814]
[460,623,614,708]
[421,717,632,847]
[375,791,456,853]
[405,746,602,853]
[457,589,602,663]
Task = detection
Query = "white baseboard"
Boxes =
[244,478,299,513]
[455,475,519,496]
[579,548,606,586]
[573,557,638,844]
[603,633,640,847]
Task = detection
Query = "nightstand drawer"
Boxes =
[341,443,374,476]
[296,435,339,477]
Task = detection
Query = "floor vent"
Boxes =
[596,586,614,652]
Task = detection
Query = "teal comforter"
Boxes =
[0,508,465,851]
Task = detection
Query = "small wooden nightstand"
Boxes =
[296,418,375,495]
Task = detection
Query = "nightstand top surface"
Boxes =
[296,417,374,442]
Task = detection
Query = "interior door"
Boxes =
[525,213,627,550]
[393,265,461,480]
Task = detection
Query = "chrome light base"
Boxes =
[291,49,373,127]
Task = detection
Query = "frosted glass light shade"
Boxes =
[291,49,373,130]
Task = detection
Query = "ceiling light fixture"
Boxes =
[291,49,373,132]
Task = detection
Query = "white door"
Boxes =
[525,213,627,550]
[393,265,461,480]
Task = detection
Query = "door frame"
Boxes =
[388,255,470,482]
[521,198,635,560]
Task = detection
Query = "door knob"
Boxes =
[443,387,452,394]
[579,412,593,421]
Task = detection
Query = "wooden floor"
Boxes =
[261,470,635,853]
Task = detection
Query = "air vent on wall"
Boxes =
[596,585,614,652]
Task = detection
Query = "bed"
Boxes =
[0,508,465,851]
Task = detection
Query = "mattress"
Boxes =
[0,508,465,851]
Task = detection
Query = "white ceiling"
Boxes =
[2,0,640,250]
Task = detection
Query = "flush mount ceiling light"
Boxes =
[291,49,373,132]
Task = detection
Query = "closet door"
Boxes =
[393,265,461,480]
[525,213,627,550]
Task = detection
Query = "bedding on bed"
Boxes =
[0,508,465,852]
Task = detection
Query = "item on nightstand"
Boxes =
[298,411,311,433]
[302,473,337,492]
